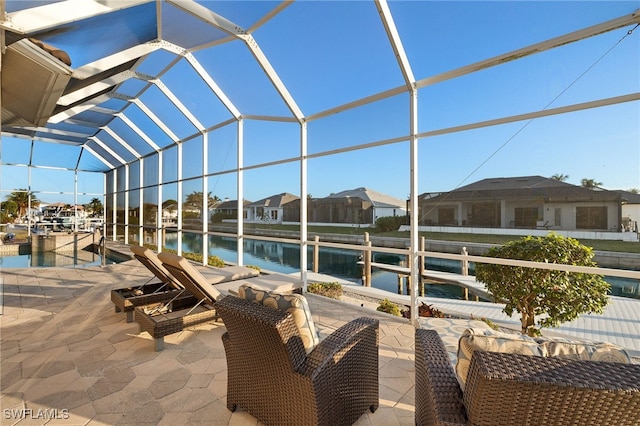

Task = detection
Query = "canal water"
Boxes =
[0,248,120,268]
[171,234,639,300]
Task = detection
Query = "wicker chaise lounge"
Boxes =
[216,295,379,426]
[133,251,228,351]
[415,328,640,426]
[111,245,259,322]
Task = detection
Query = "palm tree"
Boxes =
[5,189,39,220]
[581,178,603,189]
[86,197,103,216]
[184,191,220,212]
[551,173,569,182]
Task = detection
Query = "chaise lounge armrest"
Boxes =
[415,328,640,426]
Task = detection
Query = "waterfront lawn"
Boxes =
[236,223,640,254]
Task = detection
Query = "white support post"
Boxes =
[177,142,183,256]
[157,150,163,251]
[300,121,308,290]
[237,119,244,266]
[409,88,420,328]
[123,164,129,244]
[202,131,209,266]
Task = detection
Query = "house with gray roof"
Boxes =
[418,176,625,232]
[615,190,640,232]
[245,193,299,224]
[283,187,406,226]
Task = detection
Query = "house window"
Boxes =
[471,202,500,227]
[576,206,607,229]
[438,208,455,225]
[514,207,538,227]
[270,210,278,220]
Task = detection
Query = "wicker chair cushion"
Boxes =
[457,327,632,388]
[456,328,544,388]
[538,336,631,363]
[238,284,320,353]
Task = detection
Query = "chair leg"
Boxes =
[126,311,134,323]
[370,403,378,413]
[154,337,164,351]
[227,402,237,412]
[115,306,122,313]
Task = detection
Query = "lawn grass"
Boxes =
[239,223,640,254]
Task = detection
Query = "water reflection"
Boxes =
[169,234,640,300]
[0,248,116,268]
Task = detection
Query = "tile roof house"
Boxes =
[283,187,406,226]
[614,190,640,232]
[245,193,299,224]
[418,176,624,231]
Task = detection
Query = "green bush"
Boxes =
[376,298,402,316]
[475,233,610,336]
[375,216,406,232]
[307,282,343,299]
[145,245,226,268]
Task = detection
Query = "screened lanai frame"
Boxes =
[2,1,640,325]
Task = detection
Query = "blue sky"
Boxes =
[1,1,639,205]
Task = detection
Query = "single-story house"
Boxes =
[210,199,250,221]
[283,187,407,226]
[615,190,640,232]
[246,193,299,224]
[418,176,625,232]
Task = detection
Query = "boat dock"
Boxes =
[357,261,493,300]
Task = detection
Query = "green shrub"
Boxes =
[375,216,407,232]
[376,298,402,316]
[475,233,610,336]
[307,282,343,299]
[148,246,226,268]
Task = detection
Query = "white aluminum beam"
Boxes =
[416,9,640,89]
[59,70,152,107]
[72,42,161,80]
[48,94,113,123]
[102,126,141,159]
[409,88,419,327]
[418,93,640,139]
[131,99,180,142]
[90,136,126,165]
[153,78,205,132]
[83,144,115,169]
[165,0,304,120]
[241,34,305,121]
[117,113,161,151]
[237,119,244,266]
[376,0,415,88]
[166,0,246,36]
[1,0,153,35]
[184,52,241,119]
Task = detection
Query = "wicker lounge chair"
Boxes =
[415,328,640,426]
[216,294,379,426]
[111,245,259,322]
[111,245,187,322]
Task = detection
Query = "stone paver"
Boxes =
[1,255,483,425]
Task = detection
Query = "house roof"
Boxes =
[421,176,622,203]
[247,193,299,208]
[325,187,406,208]
[215,199,251,210]
[613,190,640,204]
